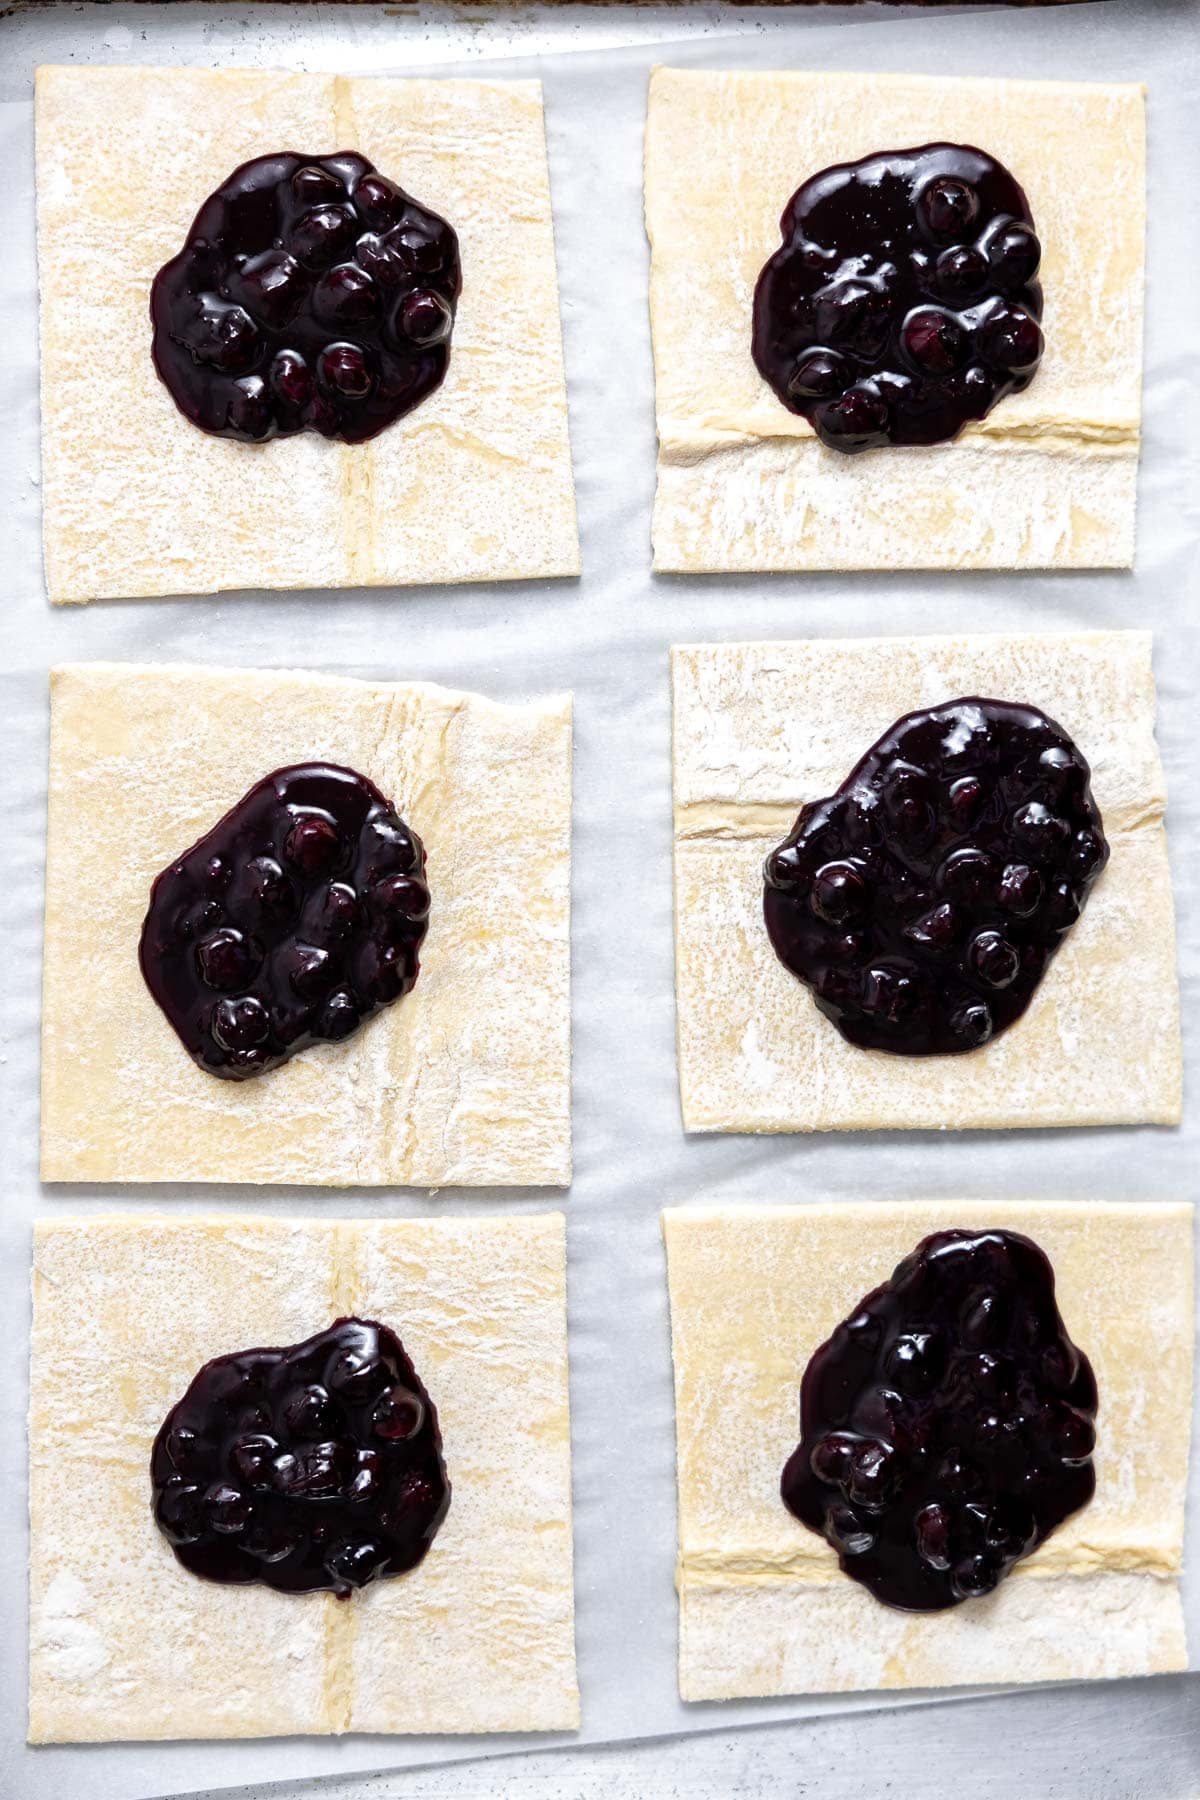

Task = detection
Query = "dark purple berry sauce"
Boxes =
[150,151,460,443]
[782,1229,1097,1611]
[139,763,429,1080]
[763,698,1107,1056]
[752,143,1043,452]
[152,1317,449,1596]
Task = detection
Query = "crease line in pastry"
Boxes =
[368,686,409,1186]
[409,692,473,1183]
[320,1218,362,1734]
[332,72,377,589]
[673,801,1159,842]
[655,427,1141,468]
[676,1541,1182,1587]
[379,684,471,1185]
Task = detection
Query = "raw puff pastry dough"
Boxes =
[35,65,579,603]
[41,663,571,1186]
[645,68,1144,572]
[671,630,1181,1133]
[28,1213,579,1741]
[663,1201,1193,1701]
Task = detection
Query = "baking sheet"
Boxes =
[0,2,1197,1797]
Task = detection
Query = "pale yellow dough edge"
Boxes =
[41,663,572,1186]
[36,65,579,603]
[645,68,1144,571]
[671,629,1182,1133]
[29,1212,579,1741]
[663,1201,1193,1701]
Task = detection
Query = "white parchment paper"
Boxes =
[0,3,1197,1797]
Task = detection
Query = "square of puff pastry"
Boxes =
[671,629,1181,1134]
[41,663,571,1186]
[28,1213,579,1741]
[645,68,1144,573]
[35,66,579,603]
[663,1200,1193,1701]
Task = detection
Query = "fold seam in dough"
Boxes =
[676,1543,1182,1585]
[656,425,1141,462]
[319,1221,361,1733]
[674,804,1160,842]
[333,75,373,588]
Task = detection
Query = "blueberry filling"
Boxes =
[781,1229,1097,1611]
[139,762,429,1080]
[752,143,1043,452]
[152,1317,449,1596]
[762,698,1108,1056]
[150,152,460,443]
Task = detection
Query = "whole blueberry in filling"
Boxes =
[752,144,1043,452]
[150,152,460,442]
[152,1317,449,1596]
[763,699,1107,1056]
[782,1229,1097,1611]
[139,763,429,1079]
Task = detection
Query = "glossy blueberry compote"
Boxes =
[752,143,1043,452]
[150,151,460,442]
[139,762,429,1079]
[782,1229,1097,1611]
[152,1317,449,1596]
[763,698,1107,1056]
